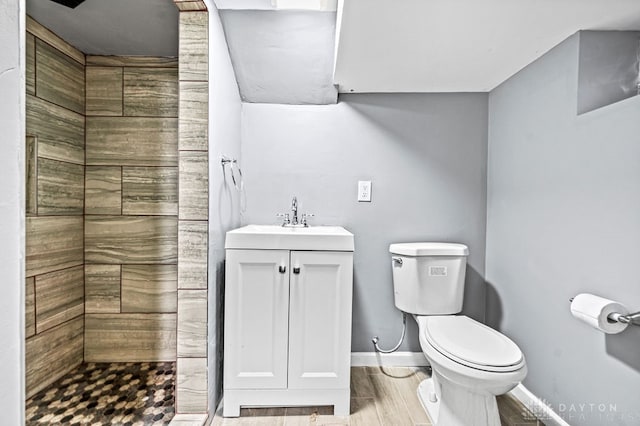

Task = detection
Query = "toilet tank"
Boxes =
[389,242,469,315]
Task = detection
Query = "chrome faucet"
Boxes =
[277,196,314,227]
[291,196,299,225]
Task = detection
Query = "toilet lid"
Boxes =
[424,316,524,372]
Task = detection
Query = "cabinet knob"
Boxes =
[279,265,286,274]
[293,267,301,274]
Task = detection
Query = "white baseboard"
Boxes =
[351,351,429,367]
[510,384,570,426]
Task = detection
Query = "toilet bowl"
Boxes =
[415,315,527,426]
[389,242,527,426]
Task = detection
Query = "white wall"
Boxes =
[240,93,488,351]
[487,33,640,425]
[0,0,25,424]
[205,0,243,412]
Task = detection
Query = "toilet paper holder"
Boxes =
[569,297,640,326]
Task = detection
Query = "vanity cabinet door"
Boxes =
[224,249,290,389]
[288,251,353,389]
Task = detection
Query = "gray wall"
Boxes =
[577,31,640,114]
[487,32,640,425]
[219,10,337,105]
[240,94,488,352]
[207,2,243,412]
[0,0,25,423]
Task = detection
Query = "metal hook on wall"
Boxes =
[221,156,241,190]
[221,156,247,213]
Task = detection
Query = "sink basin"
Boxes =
[225,224,354,251]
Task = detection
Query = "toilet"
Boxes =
[390,242,527,426]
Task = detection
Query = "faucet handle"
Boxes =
[276,213,290,226]
[301,213,314,227]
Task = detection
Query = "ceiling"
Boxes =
[26,0,178,56]
[334,0,640,92]
[26,0,640,93]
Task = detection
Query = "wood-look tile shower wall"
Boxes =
[25,13,187,403]
[84,55,179,362]
[25,17,85,398]
[175,9,209,415]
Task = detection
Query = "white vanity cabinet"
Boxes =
[223,225,354,417]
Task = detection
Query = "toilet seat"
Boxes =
[423,316,525,373]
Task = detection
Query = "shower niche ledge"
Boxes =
[223,225,354,417]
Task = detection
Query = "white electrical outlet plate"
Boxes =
[358,180,372,202]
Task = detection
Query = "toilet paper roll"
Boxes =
[570,293,629,334]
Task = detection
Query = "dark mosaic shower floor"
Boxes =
[25,362,175,425]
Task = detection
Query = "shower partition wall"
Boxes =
[175,5,210,419]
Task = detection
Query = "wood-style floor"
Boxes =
[212,367,544,426]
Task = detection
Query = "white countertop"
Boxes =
[225,224,354,251]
